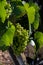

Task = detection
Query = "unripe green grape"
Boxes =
[12,23,29,55]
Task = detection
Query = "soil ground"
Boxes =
[0,50,14,65]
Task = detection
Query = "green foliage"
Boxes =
[32,3,40,30]
[0,0,41,55]
[32,3,40,12]
[28,6,35,24]
[13,5,25,18]
[22,2,29,12]
[0,0,12,23]
[10,0,26,20]
[13,23,29,55]
[23,2,35,24]
[0,21,15,50]
[32,12,40,31]
[34,32,43,50]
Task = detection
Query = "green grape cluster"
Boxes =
[13,23,29,55]
[0,0,12,23]
[34,32,43,50]
[0,21,15,51]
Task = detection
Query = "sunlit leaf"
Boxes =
[0,0,12,23]
[22,2,35,24]
[0,21,15,46]
[34,32,43,49]
[28,7,35,24]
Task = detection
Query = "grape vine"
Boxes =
[0,0,42,56]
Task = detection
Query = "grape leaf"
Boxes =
[28,6,35,24]
[32,13,40,30]
[34,32,43,49]
[0,21,15,46]
[0,0,7,23]
[22,2,35,24]
[22,2,29,12]
[10,1,26,19]
[0,0,12,23]
[31,3,40,30]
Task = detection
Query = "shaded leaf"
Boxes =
[11,1,26,19]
